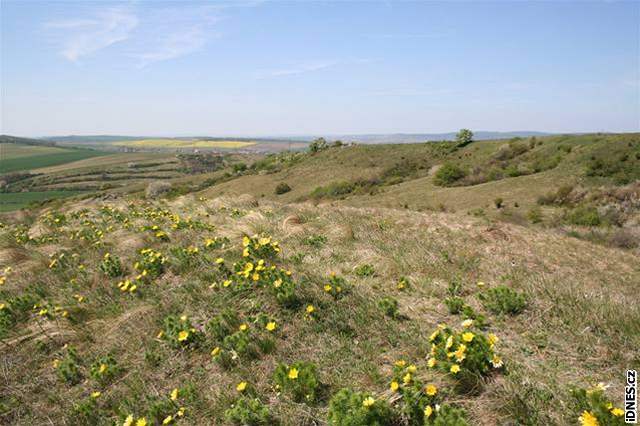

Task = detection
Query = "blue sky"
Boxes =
[1,0,638,136]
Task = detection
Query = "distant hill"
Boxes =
[0,134,58,147]
[307,131,554,144]
[40,132,555,146]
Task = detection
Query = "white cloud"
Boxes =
[47,7,138,61]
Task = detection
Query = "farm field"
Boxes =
[0,190,85,212]
[0,143,107,174]
[113,139,257,149]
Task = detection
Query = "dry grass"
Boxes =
[0,191,637,424]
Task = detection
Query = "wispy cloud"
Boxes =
[257,58,373,79]
[257,61,338,78]
[46,7,138,61]
[45,2,260,67]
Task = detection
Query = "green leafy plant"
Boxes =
[327,388,395,426]
[434,163,466,186]
[323,273,350,300]
[89,354,120,384]
[99,253,124,277]
[378,297,399,319]
[354,264,375,277]
[478,285,526,315]
[56,347,82,385]
[304,234,327,248]
[225,397,272,425]
[273,361,320,403]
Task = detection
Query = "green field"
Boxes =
[0,143,107,173]
[113,139,256,149]
[0,190,85,212]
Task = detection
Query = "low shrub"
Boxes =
[160,314,203,348]
[565,206,601,227]
[145,181,172,199]
[225,397,272,425]
[433,163,466,186]
[354,264,375,277]
[89,354,120,384]
[55,347,82,385]
[478,285,526,315]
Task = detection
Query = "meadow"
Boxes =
[0,133,637,425]
[0,190,85,212]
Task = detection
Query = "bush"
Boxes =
[225,397,272,425]
[494,197,504,209]
[145,181,172,199]
[304,234,327,248]
[275,182,292,195]
[429,405,470,425]
[311,181,355,199]
[478,285,526,315]
[433,163,466,186]
[273,361,320,403]
[309,138,328,153]
[328,388,395,426]
[566,206,601,227]
[378,297,399,319]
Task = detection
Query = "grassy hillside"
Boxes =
[0,192,636,425]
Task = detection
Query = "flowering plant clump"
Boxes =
[323,272,350,300]
[396,276,410,291]
[242,234,281,259]
[135,249,167,279]
[206,309,241,342]
[273,361,320,403]
[572,383,625,426]
[478,285,527,315]
[160,314,202,348]
[426,322,502,385]
[389,360,442,424]
[327,388,395,426]
[90,354,120,384]
[99,253,124,278]
[170,245,202,273]
[204,236,229,250]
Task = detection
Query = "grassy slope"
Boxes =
[0,191,86,212]
[0,193,637,425]
[200,133,638,219]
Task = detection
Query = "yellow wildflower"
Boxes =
[450,364,461,374]
[99,363,107,374]
[211,347,221,357]
[136,418,147,426]
[461,319,474,328]
[578,411,599,426]
[177,330,189,342]
[488,333,498,346]
[427,358,436,368]
[123,415,134,426]
[424,405,433,418]
[324,284,332,292]
[403,373,412,384]
[610,407,623,416]
[288,368,299,380]
[445,335,453,349]
[266,321,277,331]
[390,381,399,391]
[306,305,315,314]
[91,391,101,398]
[461,332,475,342]
[162,415,173,425]
[170,388,179,401]
[239,324,248,331]
[362,397,375,408]
[236,382,247,392]
[425,384,437,396]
